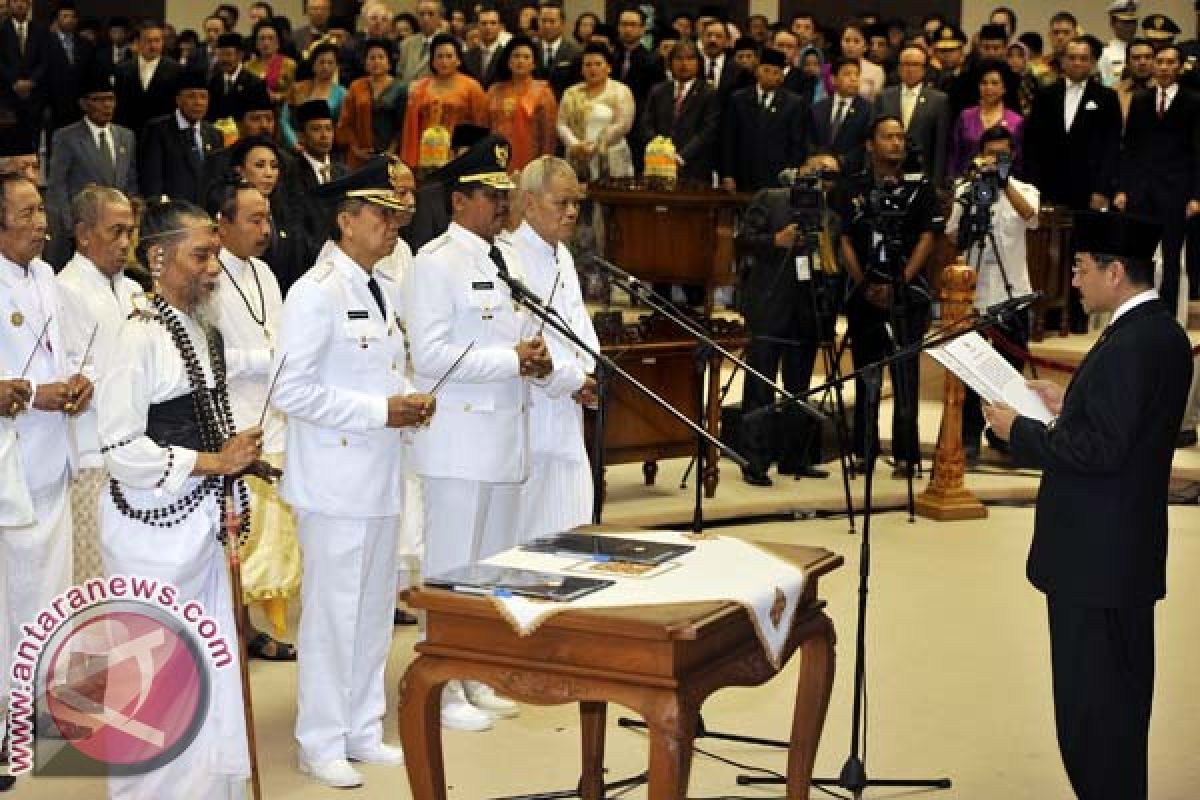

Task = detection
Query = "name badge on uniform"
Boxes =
[472,281,495,290]
[795,255,812,282]
[347,310,370,320]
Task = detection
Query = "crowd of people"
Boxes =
[1,1,1200,799]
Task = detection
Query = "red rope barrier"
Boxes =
[986,330,1200,376]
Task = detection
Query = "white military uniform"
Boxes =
[375,237,423,589]
[0,360,33,735]
[1099,38,1129,87]
[57,253,142,583]
[0,253,76,730]
[272,245,408,765]
[502,222,598,539]
[405,222,531,581]
[98,307,248,800]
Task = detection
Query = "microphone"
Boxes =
[589,255,642,287]
[985,291,1042,318]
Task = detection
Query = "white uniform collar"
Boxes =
[0,250,36,280]
[514,220,556,261]
[1109,289,1157,325]
[65,252,126,289]
[447,221,493,257]
[329,243,373,286]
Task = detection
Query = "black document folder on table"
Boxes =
[520,533,694,566]
[425,564,614,602]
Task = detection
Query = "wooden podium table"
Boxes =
[399,544,843,800]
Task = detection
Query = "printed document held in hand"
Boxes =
[928,331,1055,423]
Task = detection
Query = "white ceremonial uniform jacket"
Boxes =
[56,253,142,469]
[207,249,286,454]
[500,223,598,463]
[273,245,408,518]
[405,223,531,483]
[0,356,32,526]
[0,254,76,493]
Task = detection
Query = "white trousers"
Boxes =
[395,474,424,591]
[420,478,522,579]
[295,512,398,763]
[516,455,594,543]
[2,475,72,708]
[101,492,249,800]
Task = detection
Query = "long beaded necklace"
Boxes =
[219,252,267,328]
[109,296,251,546]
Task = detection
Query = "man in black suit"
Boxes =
[293,99,347,249]
[986,212,1193,800]
[95,16,132,72]
[0,0,51,139]
[719,48,807,193]
[534,1,579,98]
[699,17,742,102]
[207,33,261,123]
[1027,37,1123,213]
[613,5,664,172]
[113,20,183,138]
[463,5,508,90]
[45,0,93,137]
[139,70,222,203]
[874,43,950,186]
[639,39,719,185]
[810,58,874,176]
[1115,44,1200,316]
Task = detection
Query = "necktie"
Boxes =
[225,74,233,94]
[674,82,685,119]
[706,58,716,84]
[621,50,632,80]
[319,163,331,184]
[97,129,116,183]
[1158,88,1167,119]
[831,99,847,139]
[17,22,26,56]
[901,89,916,129]
[366,275,386,316]
[188,125,204,162]
[489,244,510,277]
[760,91,771,110]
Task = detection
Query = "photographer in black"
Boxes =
[736,153,842,486]
[946,125,1039,462]
[834,115,941,476]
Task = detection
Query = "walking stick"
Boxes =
[223,478,263,800]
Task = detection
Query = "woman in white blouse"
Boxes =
[839,22,885,102]
[556,43,636,180]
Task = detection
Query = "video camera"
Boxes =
[778,167,835,233]
[956,152,1012,252]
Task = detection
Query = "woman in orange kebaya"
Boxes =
[486,36,558,172]
[400,33,488,170]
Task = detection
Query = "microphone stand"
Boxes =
[734,300,1036,798]
[591,256,828,533]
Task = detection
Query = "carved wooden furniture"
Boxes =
[1025,206,1075,340]
[399,543,843,800]
[586,314,747,499]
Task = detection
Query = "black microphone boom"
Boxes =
[984,291,1042,318]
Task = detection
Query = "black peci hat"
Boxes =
[234,80,273,117]
[1073,212,1162,261]
[294,98,332,127]
[759,47,787,68]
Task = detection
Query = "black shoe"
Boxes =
[1177,429,1198,449]
[741,467,773,487]
[793,465,830,479]
[0,775,14,792]
[247,631,297,661]
[394,609,419,625]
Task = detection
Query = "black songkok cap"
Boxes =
[1073,212,1162,261]
[294,99,332,126]
[759,47,787,68]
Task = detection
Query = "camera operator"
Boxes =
[947,124,1039,462]
[834,115,941,476]
[736,153,842,486]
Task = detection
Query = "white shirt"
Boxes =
[947,175,1039,311]
[302,151,333,183]
[703,52,725,85]
[1064,79,1087,131]
[1110,289,1158,324]
[1156,82,1179,114]
[0,254,72,492]
[56,253,141,468]
[207,248,286,453]
[901,84,921,127]
[503,222,598,462]
[137,55,160,90]
[175,109,205,156]
[83,116,116,165]
[542,36,563,63]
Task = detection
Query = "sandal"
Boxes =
[248,631,297,661]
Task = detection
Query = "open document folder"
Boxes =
[928,331,1055,424]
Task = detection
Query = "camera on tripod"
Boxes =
[956,152,1012,251]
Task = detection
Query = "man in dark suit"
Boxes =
[1115,43,1200,316]
[113,20,183,138]
[139,70,222,203]
[613,5,664,172]
[292,98,347,250]
[810,58,874,176]
[95,16,132,72]
[293,0,333,55]
[45,0,94,137]
[874,43,950,186]
[0,0,51,138]
[206,33,261,123]
[534,1,580,98]
[986,212,1193,800]
[639,39,719,185]
[45,68,138,266]
[699,17,742,101]
[1026,37,1122,213]
[719,48,807,193]
[463,5,509,90]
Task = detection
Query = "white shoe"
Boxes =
[298,756,364,788]
[441,681,493,731]
[347,742,405,767]
[464,681,519,719]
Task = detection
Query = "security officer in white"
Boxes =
[272,161,436,790]
[1100,1,1140,88]
[405,134,553,731]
